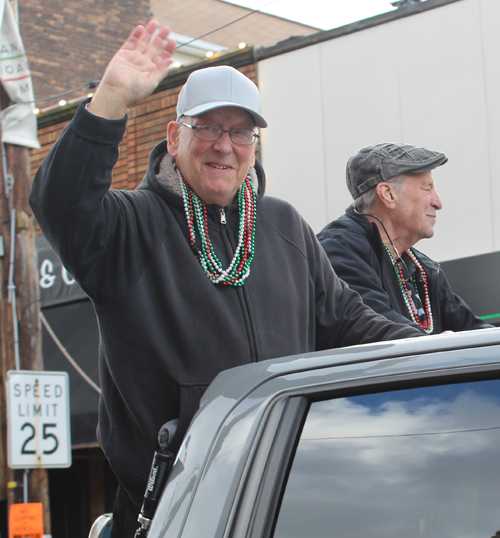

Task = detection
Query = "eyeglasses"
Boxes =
[178,122,259,146]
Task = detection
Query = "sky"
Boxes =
[227,0,401,31]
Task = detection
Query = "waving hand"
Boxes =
[88,21,176,119]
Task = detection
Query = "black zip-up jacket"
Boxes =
[317,206,492,334]
[30,103,422,506]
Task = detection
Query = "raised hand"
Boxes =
[88,21,176,120]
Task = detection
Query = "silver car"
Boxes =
[94,329,500,538]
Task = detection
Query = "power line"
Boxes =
[175,0,277,50]
[22,0,277,107]
[31,80,99,103]
[40,311,101,394]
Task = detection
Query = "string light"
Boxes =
[18,0,277,112]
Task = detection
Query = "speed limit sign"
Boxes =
[6,370,71,468]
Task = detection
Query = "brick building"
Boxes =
[150,0,319,49]
[19,0,318,110]
[19,0,151,109]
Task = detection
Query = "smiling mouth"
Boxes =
[210,164,230,170]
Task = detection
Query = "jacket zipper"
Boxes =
[218,207,258,362]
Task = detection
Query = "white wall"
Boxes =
[258,0,500,262]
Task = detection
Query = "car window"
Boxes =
[273,379,500,538]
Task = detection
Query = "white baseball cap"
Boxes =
[176,65,268,128]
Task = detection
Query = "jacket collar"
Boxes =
[345,205,385,253]
[345,205,439,270]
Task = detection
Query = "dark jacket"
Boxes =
[317,205,491,334]
[30,103,422,506]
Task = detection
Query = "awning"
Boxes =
[41,300,100,447]
[36,234,88,307]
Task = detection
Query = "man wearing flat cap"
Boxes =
[30,26,423,536]
[318,143,491,335]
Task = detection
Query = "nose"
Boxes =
[212,130,233,153]
[432,189,443,210]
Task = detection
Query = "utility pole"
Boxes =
[0,84,51,534]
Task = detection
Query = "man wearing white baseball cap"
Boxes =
[30,22,422,537]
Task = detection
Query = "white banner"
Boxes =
[0,0,40,149]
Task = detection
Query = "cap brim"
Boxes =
[178,101,268,128]
[402,154,448,175]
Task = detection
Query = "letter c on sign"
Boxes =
[62,267,75,286]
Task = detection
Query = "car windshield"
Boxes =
[274,378,500,538]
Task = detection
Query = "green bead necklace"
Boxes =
[179,172,257,286]
[383,243,434,333]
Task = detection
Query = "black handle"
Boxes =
[135,449,174,537]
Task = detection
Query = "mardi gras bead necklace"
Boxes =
[383,243,433,333]
[179,172,257,286]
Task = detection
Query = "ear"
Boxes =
[375,182,397,209]
[167,121,180,156]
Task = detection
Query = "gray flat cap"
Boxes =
[347,143,448,199]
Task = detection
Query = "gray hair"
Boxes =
[352,174,407,213]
